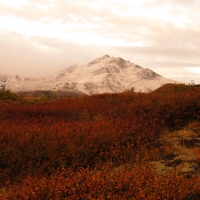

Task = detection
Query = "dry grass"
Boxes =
[152,121,200,175]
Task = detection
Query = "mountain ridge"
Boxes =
[0,55,178,94]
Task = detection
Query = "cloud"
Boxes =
[144,0,199,8]
[0,30,106,77]
[0,2,48,21]
[0,0,200,84]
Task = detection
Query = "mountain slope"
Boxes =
[0,55,177,94]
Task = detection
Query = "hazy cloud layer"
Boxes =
[0,0,199,83]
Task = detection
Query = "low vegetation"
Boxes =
[0,90,19,101]
[0,84,200,199]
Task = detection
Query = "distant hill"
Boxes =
[152,83,196,94]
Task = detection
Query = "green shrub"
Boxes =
[0,90,18,100]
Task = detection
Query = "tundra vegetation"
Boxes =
[0,83,200,199]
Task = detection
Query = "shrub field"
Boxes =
[0,84,200,199]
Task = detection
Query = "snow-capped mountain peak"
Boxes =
[88,54,110,65]
[0,55,178,94]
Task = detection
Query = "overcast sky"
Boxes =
[0,0,200,84]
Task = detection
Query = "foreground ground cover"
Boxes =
[0,84,200,199]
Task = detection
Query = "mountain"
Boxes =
[0,55,178,95]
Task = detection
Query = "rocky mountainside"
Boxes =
[0,55,177,94]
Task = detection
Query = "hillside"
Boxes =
[0,55,177,94]
[152,83,196,94]
[0,87,200,199]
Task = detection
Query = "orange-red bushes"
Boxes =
[0,116,156,185]
[3,165,200,200]
[1,88,200,191]
[1,88,199,126]
[0,119,117,183]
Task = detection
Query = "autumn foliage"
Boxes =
[0,85,200,199]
